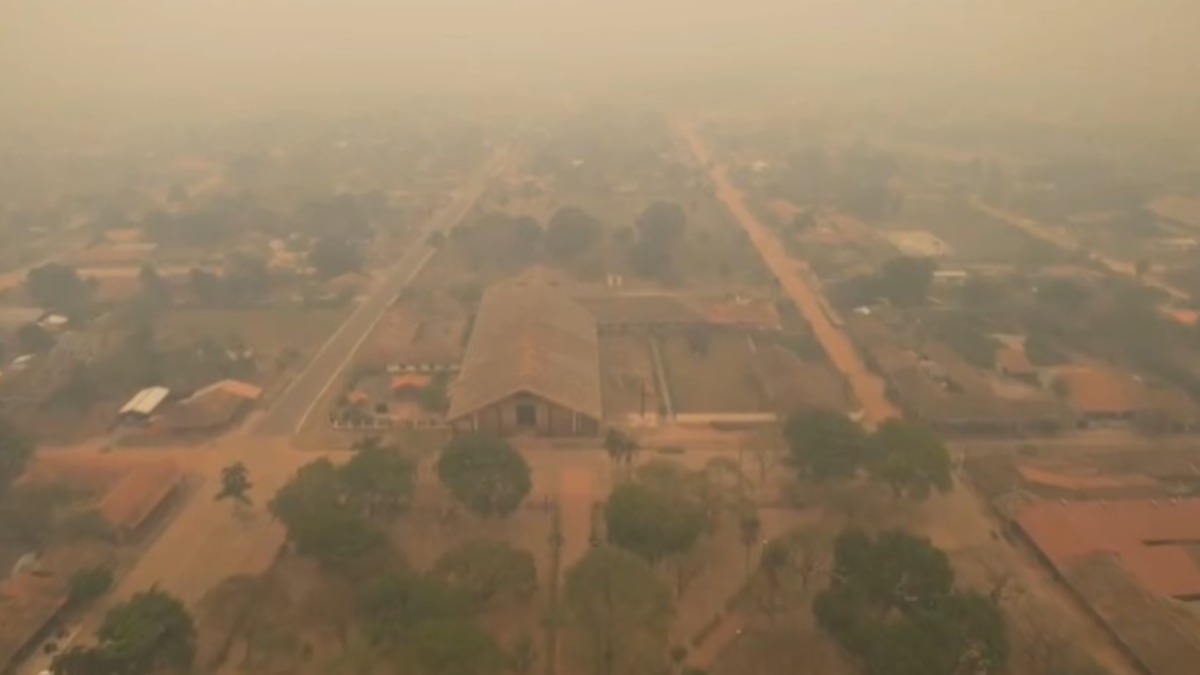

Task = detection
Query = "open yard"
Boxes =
[157,307,349,366]
[890,193,1063,265]
[659,333,767,414]
[599,334,663,421]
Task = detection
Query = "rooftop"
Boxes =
[1017,498,1200,598]
[119,386,170,417]
[448,278,602,421]
[99,464,182,531]
[1016,464,1160,494]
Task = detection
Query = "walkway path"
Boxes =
[675,121,900,428]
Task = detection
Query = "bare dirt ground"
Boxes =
[157,307,351,364]
[659,334,765,414]
[675,120,900,427]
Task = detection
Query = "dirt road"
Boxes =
[675,121,900,427]
[972,198,1191,303]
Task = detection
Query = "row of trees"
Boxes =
[831,255,936,310]
[785,410,953,501]
[445,200,691,282]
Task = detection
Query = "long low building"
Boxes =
[446,280,602,437]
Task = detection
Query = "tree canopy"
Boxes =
[630,201,687,279]
[26,262,93,317]
[564,546,672,675]
[411,618,505,675]
[866,420,953,501]
[546,206,602,261]
[432,539,537,608]
[341,438,417,519]
[357,572,471,646]
[814,529,1008,675]
[268,459,382,567]
[67,566,114,608]
[879,256,935,307]
[605,481,705,565]
[436,435,531,517]
[17,322,55,353]
[783,413,953,502]
[215,461,253,506]
[783,409,866,481]
[53,589,196,675]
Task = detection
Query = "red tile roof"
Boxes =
[99,464,182,532]
[391,373,432,391]
[1017,499,1200,598]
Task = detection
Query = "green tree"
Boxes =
[411,618,505,675]
[67,566,114,608]
[565,546,672,675]
[268,459,381,566]
[98,590,196,673]
[55,589,197,675]
[341,439,416,518]
[814,529,1005,675]
[357,573,469,645]
[865,420,953,501]
[783,409,866,481]
[432,539,537,608]
[436,435,531,517]
[546,206,602,261]
[879,256,935,307]
[737,506,762,575]
[49,646,116,675]
[215,461,253,507]
[605,481,705,565]
[630,201,687,278]
[603,427,639,474]
[26,262,93,317]
[636,201,687,242]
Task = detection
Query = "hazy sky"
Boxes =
[2,1,1198,130]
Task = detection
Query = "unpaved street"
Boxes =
[675,121,900,427]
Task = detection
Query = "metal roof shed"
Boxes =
[119,386,170,418]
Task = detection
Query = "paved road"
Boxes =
[253,151,505,436]
[675,120,901,428]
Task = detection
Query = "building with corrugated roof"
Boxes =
[117,386,170,423]
[446,279,601,436]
